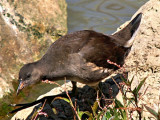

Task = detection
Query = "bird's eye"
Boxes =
[26,73,31,78]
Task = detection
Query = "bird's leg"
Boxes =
[98,82,103,96]
[93,82,104,108]
[71,81,77,96]
[95,83,103,99]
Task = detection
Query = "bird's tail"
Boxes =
[111,13,142,48]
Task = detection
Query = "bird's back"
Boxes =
[39,30,129,85]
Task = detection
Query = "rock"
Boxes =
[116,0,160,119]
[0,0,67,98]
[11,0,160,119]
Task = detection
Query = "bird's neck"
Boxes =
[35,59,57,81]
[33,60,48,80]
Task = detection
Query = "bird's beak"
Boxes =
[16,80,24,95]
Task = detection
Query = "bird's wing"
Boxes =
[41,30,127,81]
[64,31,127,83]
[78,31,127,69]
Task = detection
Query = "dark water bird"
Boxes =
[16,13,142,96]
[10,13,142,114]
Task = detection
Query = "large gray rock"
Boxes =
[116,0,160,119]
[0,0,67,98]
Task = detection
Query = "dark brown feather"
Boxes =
[17,13,142,93]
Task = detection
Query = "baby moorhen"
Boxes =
[16,13,142,95]
[9,13,142,114]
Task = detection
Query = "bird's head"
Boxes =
[16,62,42,95]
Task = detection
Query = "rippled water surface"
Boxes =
[67,0,148,34]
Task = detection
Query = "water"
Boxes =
[67,0,147,34]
